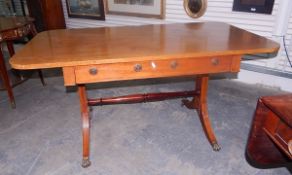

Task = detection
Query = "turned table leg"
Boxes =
[78,85,91,168]
[182,75,220,151]
[0,47,15,108]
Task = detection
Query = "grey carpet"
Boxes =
[0,70,290,175]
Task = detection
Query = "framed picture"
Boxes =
[183,0,207,18]
[66,0,105,20]
[232,0,275,14]
[106,0,165,19]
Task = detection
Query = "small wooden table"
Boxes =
[0,16,44,108]
[247,95,292,168]
[10,22,279,167]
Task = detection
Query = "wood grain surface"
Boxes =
[10,22,279,70]
[261,94,292,127]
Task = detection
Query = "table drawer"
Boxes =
[74,56,239,84]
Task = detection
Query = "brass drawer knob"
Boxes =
[170,61,178,69]
[212,58,220,66]
[89,68,98,75]
[134,64,142,72]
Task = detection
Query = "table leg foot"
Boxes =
[81,157,91,168]
[212,142,221,151]
[181,98,196,109]
[11,100,16,109]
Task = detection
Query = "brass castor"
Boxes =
[11,101,16,109]
[212,142,221,151]
[181,99,196,109]
[81,158,91,168]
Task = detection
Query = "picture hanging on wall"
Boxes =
[66,0,105,20]
[106,0,165,19]
[183,0,207,18]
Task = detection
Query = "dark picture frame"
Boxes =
[232,0,275,14]
[66,0,105,20]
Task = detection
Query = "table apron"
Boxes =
[63,55,241,86]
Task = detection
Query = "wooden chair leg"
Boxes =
[78,85,91,168]
[0,49,15,108]
[6,41,15,56]
[37,69,46,86]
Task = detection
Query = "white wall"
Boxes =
[0,0,25,16]
[61,0,292,92]
[63,0,280,37]
[286,12,292,70]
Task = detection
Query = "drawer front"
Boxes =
[75,56,238,84]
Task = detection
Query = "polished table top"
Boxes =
[10,22,279,70]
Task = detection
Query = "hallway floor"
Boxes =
[0,71,291,175]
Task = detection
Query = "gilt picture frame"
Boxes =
[66,0,105,20]
[184,0,207,19]
[106,0,165,19]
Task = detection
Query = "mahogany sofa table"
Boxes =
[10,22,279,167]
